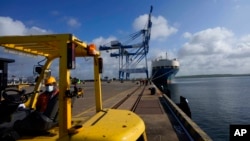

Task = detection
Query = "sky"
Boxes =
[1,0,250,80]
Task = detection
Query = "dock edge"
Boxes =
[162,94,212,141]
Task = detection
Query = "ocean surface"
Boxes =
[168,76,250,141]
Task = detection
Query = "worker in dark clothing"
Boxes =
[14,76,59,135]
[36,76,59,113]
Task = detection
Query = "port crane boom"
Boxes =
[100,6,153,80]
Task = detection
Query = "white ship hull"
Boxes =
[151,57,180,85]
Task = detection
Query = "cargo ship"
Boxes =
[150,53,192,118]
[151,53,180,86]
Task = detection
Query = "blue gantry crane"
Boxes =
[99,6,153,80]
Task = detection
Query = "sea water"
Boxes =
[168,76,250,141]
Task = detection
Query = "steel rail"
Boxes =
[130,86,146,112]
[111,86,142,109]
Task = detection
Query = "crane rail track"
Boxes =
[109,84,194,141]
[20,82,207,140]
[71,82,205,140]
[130,86,146,112]
[111,85,145,110]
[111,86,140,109]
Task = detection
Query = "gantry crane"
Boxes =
[99,6,153,80]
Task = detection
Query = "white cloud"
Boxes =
[3,15,250,79]
[229,35,250,58]
[0,16,51,36]
[133,14,177,41]
[0,16,114,80]
[183,32,192,39]
[177,27,250,76]
[0,17,26,35]
[25,26,51,35]
[92,14,179,79]
[179,27,234,56]
[70,36,120,80]
[0,16,51,78]
[92,36,120,78]
[60,39,121,79]
[92,36,117,47]
[66,17,81,28]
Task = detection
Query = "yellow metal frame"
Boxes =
[0,34,146,141]
[66,109,145,141]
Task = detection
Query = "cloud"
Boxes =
[228,35,250,58]
[92,36,121,78]
[0,16,113,80]
[50,12,81,28]
[66,17,81,28]
[94,14,179,79]
[68,36,120,80]
[133,14,177,41]
[0,16,51,78]
[0,16,51,36]
[179,27,234,56]
[3,15,250,80]
[92,36,117,47]
[0,17,26,35]
[177,27,250,76]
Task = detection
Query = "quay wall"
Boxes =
[162,94,212,141]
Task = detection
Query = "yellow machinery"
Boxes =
[0,34,147,141]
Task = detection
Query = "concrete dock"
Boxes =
[70,81,211,141]
[17,80,211,141]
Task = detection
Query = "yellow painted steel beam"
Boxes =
[94,56,102,112]
[4,47,50,56]
[0,34,97,58]
[58,41,72,138]
[29,57,55,108]
[0,34,70,44]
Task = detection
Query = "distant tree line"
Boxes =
[176,74,250,78]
